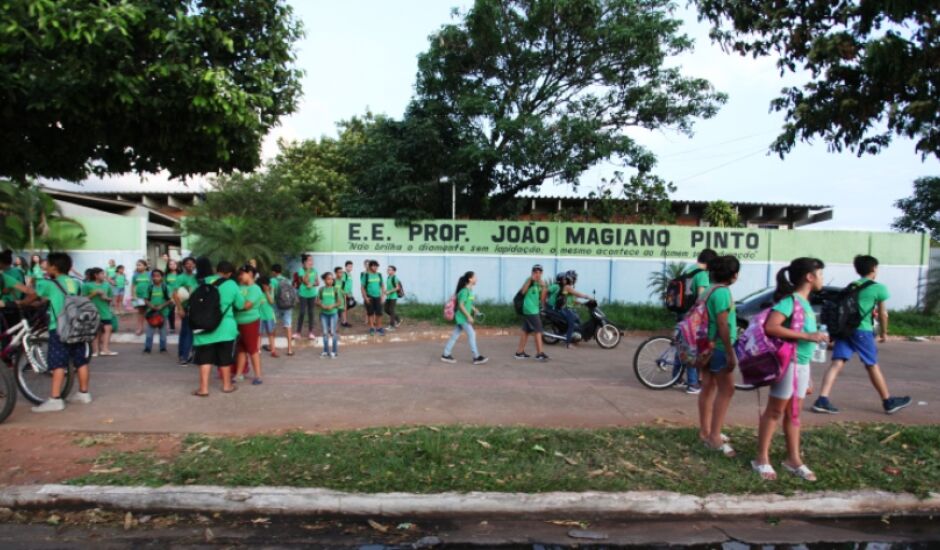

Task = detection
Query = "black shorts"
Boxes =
[522,314,543,334]
[48,330,89,371]
[193,340,236,367]
[365,297,383,316]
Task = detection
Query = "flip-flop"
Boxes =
[751,460,777,481]
[704,440,736,458]
[782,462,817,482]
[192,391,209,398]
[222,386,238,394]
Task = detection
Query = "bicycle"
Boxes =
[1,307,78,405]
[633,329,755,391]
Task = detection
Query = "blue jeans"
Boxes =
[562,307,579,343]
[444,323,478,358]
[320,314,338,354]
[178,316,193,361]
[145,316,168,351]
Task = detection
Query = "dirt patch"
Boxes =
[0,428,181,486]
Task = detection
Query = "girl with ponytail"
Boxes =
[441,271,488,365]
[752,257,828,482]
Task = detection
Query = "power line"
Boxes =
[674,146,770,183]
[659,131,774,159]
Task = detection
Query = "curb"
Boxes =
[109,328,514,348]
[1,485,938,519]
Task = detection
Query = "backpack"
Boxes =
[188,278,230,334]
[275,276,299,309]
[820,280,876,340]
[393,277,405,299]
[443,295,456,321]
[676,285,723,368]
[513,291,525,315]
[147,283,169,303]
[50,279,100,344]
[664,268,702,314]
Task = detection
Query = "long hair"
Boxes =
[455,271,475,295]
[774,257,825,302]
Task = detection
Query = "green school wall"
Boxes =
[69,215,142,251]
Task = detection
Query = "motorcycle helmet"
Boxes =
[565,270,578,285]
[555,272,568,285]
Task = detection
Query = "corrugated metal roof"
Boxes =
[519,193,830,209]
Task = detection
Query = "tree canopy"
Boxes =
[703,200,740,227]
[0,0,304,182]
[0,181,86,252]
[412,0,725,215]
[892,176,940,241]
[695,0,940,160]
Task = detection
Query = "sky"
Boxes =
[52,0,939,231]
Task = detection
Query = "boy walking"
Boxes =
[361,260,385,336]
[339,261,354,327]
[384,265,403,328]
[813,255,912,415]
[515,264,549,361]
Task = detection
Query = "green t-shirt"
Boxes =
[115,273,126,290]
[146,283,172,314]
[340,271,354,294]
[386,275,400,300]
[455,287,474,325]
[1,271,22,301]
[318,286,340,316]
[193,275,245,347]
[363,272,383,298]
[705,286,737,352]
[772,294,817,364]
[522,279,544,315]
[165,272,179,292]
[31,265,43,279]
[82,281,114,321]
[854,278,889,332]
[259,286,275,322]
[174,272,198,305]
[690,268,711,296]
[106,266,117,281]
[547,283,560,310]
[234,283,264,325]
[5,267,25,300]
[35,275,80,331]
[297,267,319,298]
[132,272,150,299]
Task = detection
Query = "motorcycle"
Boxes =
[540,299,622,349]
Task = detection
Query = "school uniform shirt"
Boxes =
[319,286,340,316]
[5,267,26,300]
[106,266,117,281]
[336,286,346,311]
[385,275,400,300]
[522,279,543,315]
[705,286,737,352]
[165,272,179,294]
[35,275,80,331]
[174,272,198,307]
[1,270,21,301]
[132,272,150,298]
[690,268,711,295]
[30,265,43,279]
[854,278,889,332]
[363,272,383,299]
[147,283,172,312]
[193,276,245,347]
[547,283,560,309]
[772,294,817,364]
[234,283,264,325]
[82,281,114,321]
[259,287,275,322]
[296,268,319,299]
[114,273,127,291]
[455,287,474,325]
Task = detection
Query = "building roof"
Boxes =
[519,193,830,210]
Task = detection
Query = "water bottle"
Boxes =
[813,324,828,363]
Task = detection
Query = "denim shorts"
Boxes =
[275,308,292,327]
[48,330,89,371]
[833,329,878,366]
[259,319,275,335]
[708,347,735,374]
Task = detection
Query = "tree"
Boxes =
[703,200,740,228]
[620,171,676,224]
[181,172,314,268]
[0,0,304,183]
[414,0,726,215]
[695,1,940,160]
[267,138,349,217]
[0,181,86,252]
[647,262,689,301]
[893,176,940,241]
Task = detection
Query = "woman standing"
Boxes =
[165,259,181,333]
[441,271,488,365]
[130,260,151,336]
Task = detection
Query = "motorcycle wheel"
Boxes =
[595,323,622,349]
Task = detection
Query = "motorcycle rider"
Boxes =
[558,270,591,347]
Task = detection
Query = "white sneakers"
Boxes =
[31,391,93,413]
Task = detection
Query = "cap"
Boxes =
[531,264,543,272]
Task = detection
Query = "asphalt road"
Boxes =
[0,332,933,434]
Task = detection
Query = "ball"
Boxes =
[175,287,190,302]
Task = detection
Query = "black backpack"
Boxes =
[188,278,230,334]
[513,291,525,315]
[664,268,702,313]
[820,280,876,340]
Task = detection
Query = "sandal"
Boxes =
[270,351,280,358]
[222,386,238,394]
[751,460,777,481]
[252,378,263,386]
[287,350,295,357]
[192,390,209,398]
[782,462,817,482]
[704,440,736,458]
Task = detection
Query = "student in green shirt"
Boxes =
[317,272,341,357]
[131,260,151,336]
[384,265,403,329]
[173,257,199,365]
[165,259,180,334]
[682,248,718,395]
[699,255,740,458]
[106,259,117,284]
[333,266,348,327]
[258,274,279,358]
[83,267,117,357]
[339,260,355,328]
[361,260,386,336]
[514,264,549,362]
[270,264,295,357]
[113,265,127,317]
[294,254,319,339]
[0,250,24,303]
[441,271,488,365]
[193,259,249,397]
[143,269,172,353]
[234,266,265,385]
[28,254,43,284]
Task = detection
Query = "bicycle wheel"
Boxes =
[0,365,17,423]
[595,323,622,349]
[633,336,683,389]
[14,335,76,405]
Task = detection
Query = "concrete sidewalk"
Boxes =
[0,335,934,434]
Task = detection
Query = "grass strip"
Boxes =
[70,424,940,496]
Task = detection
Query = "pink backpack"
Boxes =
[443,295,456,321]
[677,286,724,368]
[735,295,806,423]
